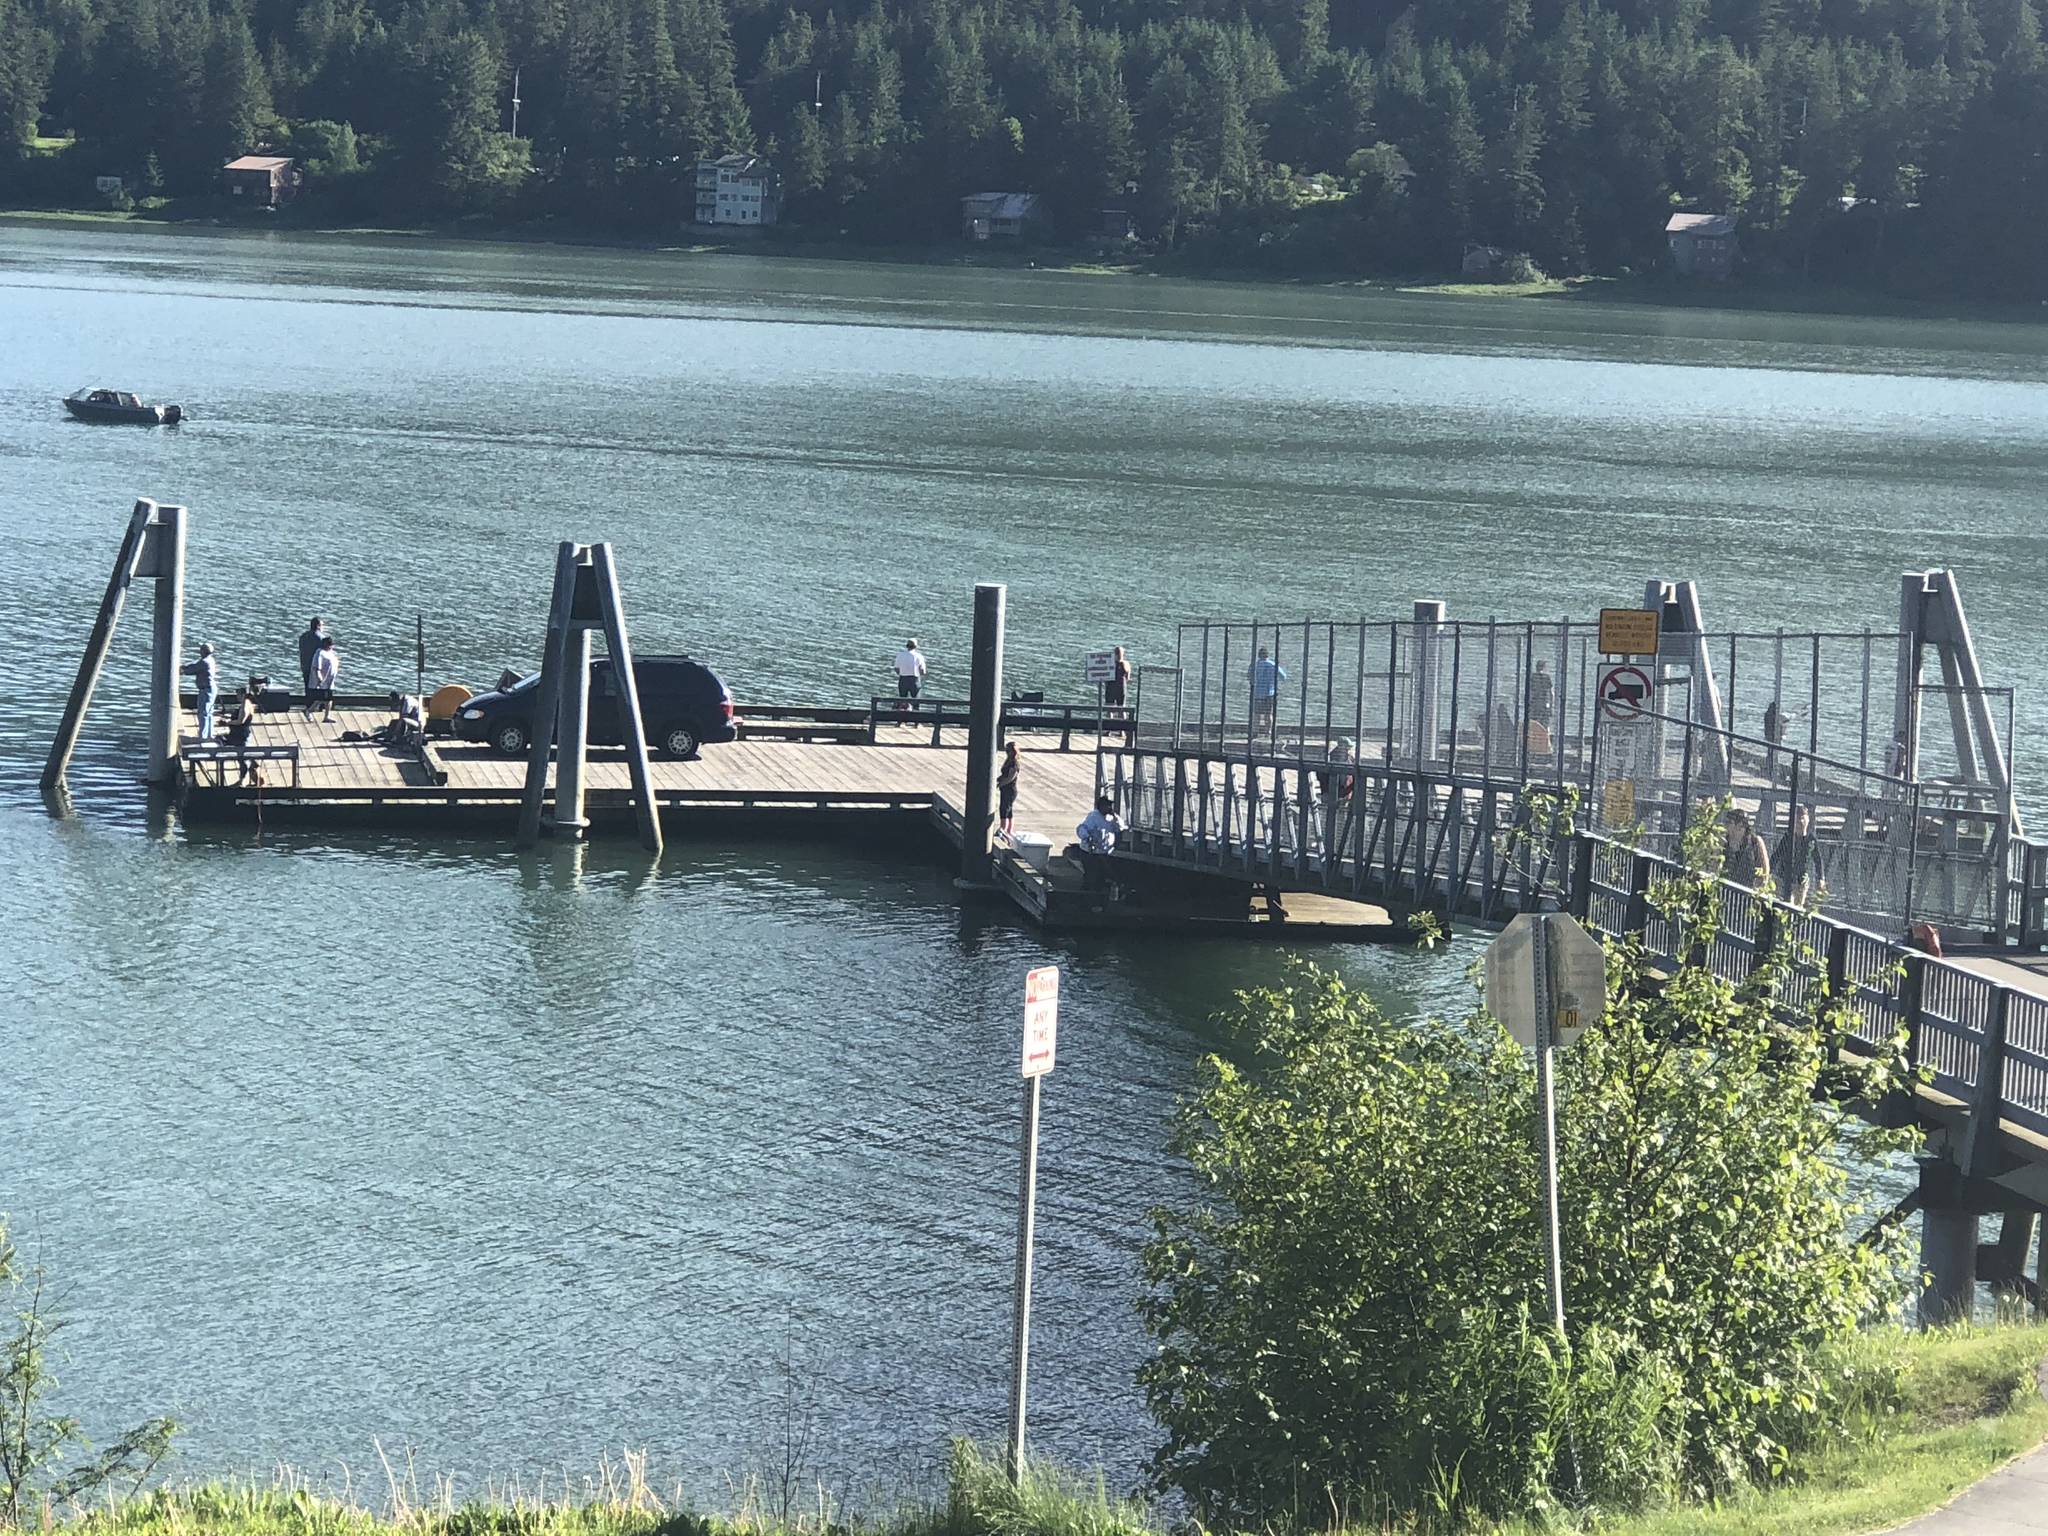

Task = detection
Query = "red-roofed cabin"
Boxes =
[223,155,302,207]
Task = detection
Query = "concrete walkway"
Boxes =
[1884,1443,2048,1532]
[1886,1362,2048,1534]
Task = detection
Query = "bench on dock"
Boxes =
[183,743,301,789]
[738,705,871,745]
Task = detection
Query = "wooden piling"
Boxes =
[961,582,1006,881]
[43,500,154,792]
[143,503,186,784]
[517,542,580,847]
[590,542,663,855]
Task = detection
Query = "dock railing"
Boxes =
[1570,835,2048,1150]
[1584,704,2016,939]
[866,695,1132,749]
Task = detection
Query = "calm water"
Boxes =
[2,221,2045,1499]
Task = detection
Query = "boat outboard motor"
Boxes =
[162,404,183,424]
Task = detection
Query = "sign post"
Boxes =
[1083,650,1117,747]
[1485,914,1605,1338]
[1008,965,1059,1483]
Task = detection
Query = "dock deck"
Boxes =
[179,705,1399,940]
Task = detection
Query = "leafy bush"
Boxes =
[0,1222,177,1526]
[1137,844,1914,1526]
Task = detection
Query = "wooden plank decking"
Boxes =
[181,708,1097,840]
[177,707,1400,940]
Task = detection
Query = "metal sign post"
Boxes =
[1529,916,1567,1337]
[1008,965,1059,1484]
[1485,914,1604,1339]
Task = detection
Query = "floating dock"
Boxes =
[175,699,1405,940]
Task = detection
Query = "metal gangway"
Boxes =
[1101,571,2045,948]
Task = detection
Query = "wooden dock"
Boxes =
[179,702,1401,940]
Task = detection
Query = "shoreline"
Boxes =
[7,206,2046,328]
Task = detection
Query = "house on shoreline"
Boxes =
[222,155,301,207]
[694,154,779,227]
[962,192,1044,241]
[1666,212,1738,278]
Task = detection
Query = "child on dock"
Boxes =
[180,642,219,742]
[308,635,339,723]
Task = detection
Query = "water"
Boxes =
[2,220,2045,1499]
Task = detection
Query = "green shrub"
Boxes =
[1138,835,1916,1527]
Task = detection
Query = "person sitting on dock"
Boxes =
[181,642,219,742]
[893,639,927,716]
[308,635,340,723]
[219,683,259,783]
[1076,794,1125,893]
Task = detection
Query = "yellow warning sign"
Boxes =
[1602,778,1636,827]
[1598,608,1660,657]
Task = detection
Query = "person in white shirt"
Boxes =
[1076,794,1124,892]
[309,635,340,723]
[893,638,928,716]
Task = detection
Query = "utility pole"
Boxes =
[510,67,522,138]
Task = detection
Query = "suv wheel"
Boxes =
[660,723,699,759]
[493,721,530,756]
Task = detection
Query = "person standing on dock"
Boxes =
[181,643,220,742]
[297,616,329,702]
[998,741,1021,840]
[1248,646,1286,740]
[309,634,340,723]
[893,638,927,716]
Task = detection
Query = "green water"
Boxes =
[1,221,2043,1497]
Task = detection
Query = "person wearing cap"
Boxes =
[892,638,927,717]
[181,642,220,742]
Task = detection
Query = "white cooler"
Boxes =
[1010,832,1054,872]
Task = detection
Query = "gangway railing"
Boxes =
[1102,732,2048,1148]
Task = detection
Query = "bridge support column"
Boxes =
[1918,1159,1979,1327]
[961,582,1006,883]
[1987,1210,2037,1305]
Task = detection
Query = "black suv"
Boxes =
[453,655,737,759]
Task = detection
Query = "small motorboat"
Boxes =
[62,388,183,425]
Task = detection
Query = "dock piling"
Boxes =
[142,504,186,784]
[42,499,186,792]
[962,582,1006,882]
[516,542,580,848]
[590,542,662,855]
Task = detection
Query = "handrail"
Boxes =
[867,695,1134,749]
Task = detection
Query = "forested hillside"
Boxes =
[0,0,2043,296]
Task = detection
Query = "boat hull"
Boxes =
[62,398,180,425]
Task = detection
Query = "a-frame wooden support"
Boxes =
[43,498,187,792]
[516,541,663,853]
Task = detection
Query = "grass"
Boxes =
[26,1325,2048,1536]
[1507,1320,2048,1536]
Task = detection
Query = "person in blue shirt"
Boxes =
[1248,646,1287,737]
[181,642,219,742]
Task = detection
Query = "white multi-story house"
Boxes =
[693,155,780,226]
